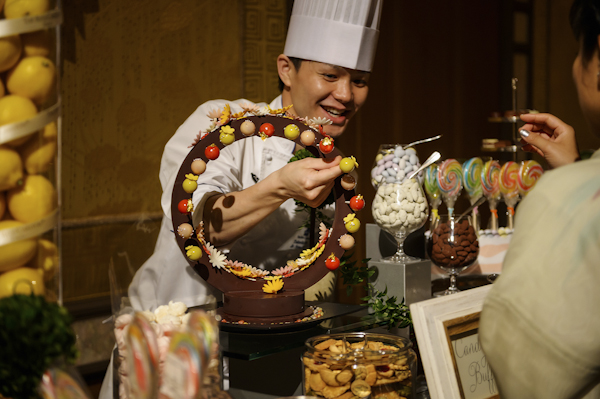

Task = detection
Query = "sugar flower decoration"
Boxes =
[262,277,284,294]
[344,213,357,224]
[253,106,269,116]
[268,104,293,115]
[219,104,231,125]
[220,125,235,135]
[205,243,227,269]
[272,264,296,277]
[196,221,205,241]
[240,102,260,114]
[207,108,222,120]
[308,117,333,128]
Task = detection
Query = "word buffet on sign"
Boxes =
[451,333,498,399]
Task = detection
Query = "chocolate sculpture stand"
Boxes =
[171,114,358,324]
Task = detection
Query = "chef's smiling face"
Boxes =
[279,55,370,138]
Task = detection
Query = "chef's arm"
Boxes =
[203,156,342,247]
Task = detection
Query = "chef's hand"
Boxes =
[519,113,580,169]
[275,155,343,208]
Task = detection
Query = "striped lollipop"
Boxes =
[500,161,520,228]
[482,160,501,230]
[518,160,544,197]
[424,163,442,220]
[437,159,463,216]
[462,157,484,230]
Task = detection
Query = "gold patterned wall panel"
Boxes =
[242,0,288,102]
[60,0,245,304]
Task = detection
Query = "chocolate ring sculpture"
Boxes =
[171,107,361,324]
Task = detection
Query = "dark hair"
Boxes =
[570,0,600,66]
[277,57,304,92]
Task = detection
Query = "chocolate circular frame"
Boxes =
[171,114,357,294]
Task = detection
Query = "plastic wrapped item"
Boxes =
[303,332,417,399]
[0,0,62,303]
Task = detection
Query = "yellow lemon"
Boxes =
[0,94,38,146]
[0,220,37,272]
[4,0,50,19]
[0,34,22,72]
[7,56,56,105]
[0,145,24,191]
[30,238,57,281]
[0,267,44,298]
[0,94,38,125]
[0,192,5,219]
[21,29,52,57]
[19,129,56,174]
[7,174,56,223]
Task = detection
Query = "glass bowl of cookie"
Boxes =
[302,332,417,399]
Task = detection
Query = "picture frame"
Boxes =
[410,285,499,399]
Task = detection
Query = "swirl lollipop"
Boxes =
[437,159,463,217]
[424,163,442,220]
[518,160,544,197]
[462,157,483,230]
[481,160,501,230]
[500,161,520,229]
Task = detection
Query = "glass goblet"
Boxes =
[372,178,429,263]
[427,215,479,296]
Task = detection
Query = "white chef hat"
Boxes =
[284,0,383,72]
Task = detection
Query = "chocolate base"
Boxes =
[223,290,304,317]
[217,306,315,325]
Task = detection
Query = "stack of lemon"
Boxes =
[0,0,60,299]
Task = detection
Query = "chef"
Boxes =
[129,0,383,312]
[101,0,382,395]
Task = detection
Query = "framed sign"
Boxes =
[410,285,499,399]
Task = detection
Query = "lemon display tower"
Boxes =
[0,2,63,303]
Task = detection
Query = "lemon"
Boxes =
[7,56,56,105]
[0,94,38,146]
[0,192,5,219]
[7,174,56,223]
[0,220,37,272]
[0,34,22,72]
[0,145,24,191]
[0,267,44,298]
[31,238,58,280]
[20,128,57,174]
[0,94,38,125]
[4,0,50,19]
[21,29,52,57]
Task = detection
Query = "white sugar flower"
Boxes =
[309,117,332,127]
[154,305,170,320]
[168,301,187,317]
[253,106,269,116]
[206,243,227,269]
[140,310,156,322]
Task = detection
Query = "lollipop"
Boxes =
[462,157,483,229]
[499,161,520,229]
[481,160,501,230]
[424,163,442,220]
[518,160,544,197]
[437,159,463,217]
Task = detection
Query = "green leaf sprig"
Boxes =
[339,257,412,330]
[0,294,79,399]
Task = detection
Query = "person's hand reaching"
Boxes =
[274,155,343,208]
[519,113,580,169]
